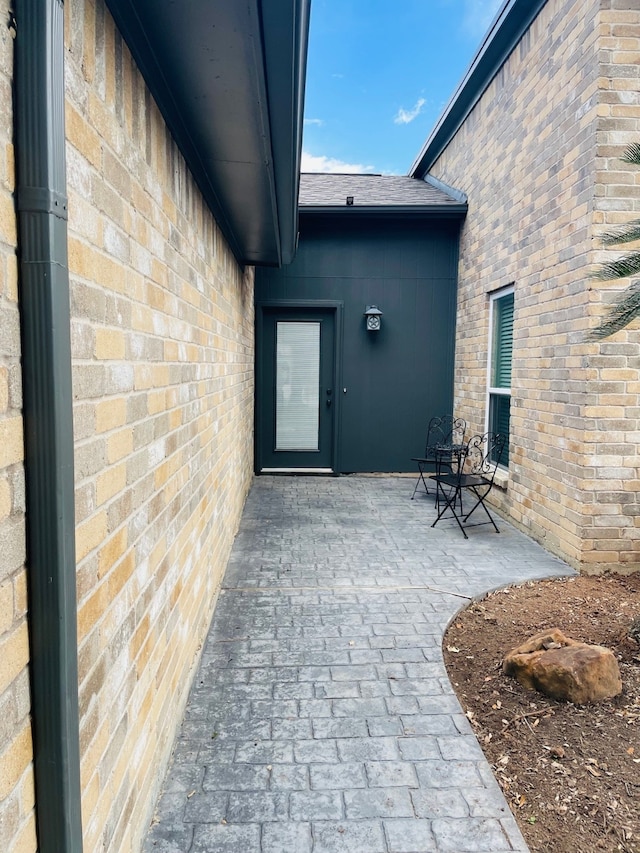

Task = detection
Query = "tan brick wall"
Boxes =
[428,0,640,571]
[586,0,640,570]
[0,2,37,851]
[65,2,255,851]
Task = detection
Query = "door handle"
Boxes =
[326,388,332,407]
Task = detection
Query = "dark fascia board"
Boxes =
[262,0,311,265]
[105,0,310,267]
[409,0,549,178]
[300,204,468,221]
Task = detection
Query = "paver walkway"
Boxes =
[143,476,573,853]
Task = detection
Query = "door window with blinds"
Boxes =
[487,287,514,466]
[275,321,320,451]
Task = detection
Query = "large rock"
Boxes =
[503,628,622,704]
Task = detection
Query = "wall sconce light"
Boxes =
[364,305,383,331]
[346,196,354,206]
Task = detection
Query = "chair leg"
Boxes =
[464,487,500,533]
[411,463,430,500]
[431,483,468,539]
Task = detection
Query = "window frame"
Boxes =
[485,285,514,468]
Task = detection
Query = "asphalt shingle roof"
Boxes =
[299,173,464,209]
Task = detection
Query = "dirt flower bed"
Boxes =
[443,574,640,853]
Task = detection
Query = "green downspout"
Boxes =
[15,1,83,850]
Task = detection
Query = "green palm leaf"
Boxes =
[588,280,640,340]
[590,252,640,281]
[589,142,640,337]
[601,219,640,246]
[621,143,640,165]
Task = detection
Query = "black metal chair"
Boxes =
[429,432,507,538]
[410,415,466,500]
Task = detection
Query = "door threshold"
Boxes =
[260,468,334,474]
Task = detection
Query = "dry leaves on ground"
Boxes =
[443,574,640,853]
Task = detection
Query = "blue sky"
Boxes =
[302,0,504,175]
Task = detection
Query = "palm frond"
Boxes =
[621,142,640,165]
[590,252,640,281]
[588,280,640,340]
[601,219,640,246]
[588,142,640,339]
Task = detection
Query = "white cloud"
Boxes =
[462,0,504,39]
[301,151,375,174]
[304,118,324,127]
[393,97,426,126]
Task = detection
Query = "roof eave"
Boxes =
[262,1,311,265]
[409,0,549,178]
[105,0,310,267]
[300,204,468,220]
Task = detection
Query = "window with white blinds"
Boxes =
[275,321,320,451]
[487,288,514,466]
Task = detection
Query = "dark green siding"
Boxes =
[256,217,460,473]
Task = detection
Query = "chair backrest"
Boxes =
[425,415,466,455]
[464,432,507,480]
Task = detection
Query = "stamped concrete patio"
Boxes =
[143,475,573,853]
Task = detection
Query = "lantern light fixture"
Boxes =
[364,305,383,332]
